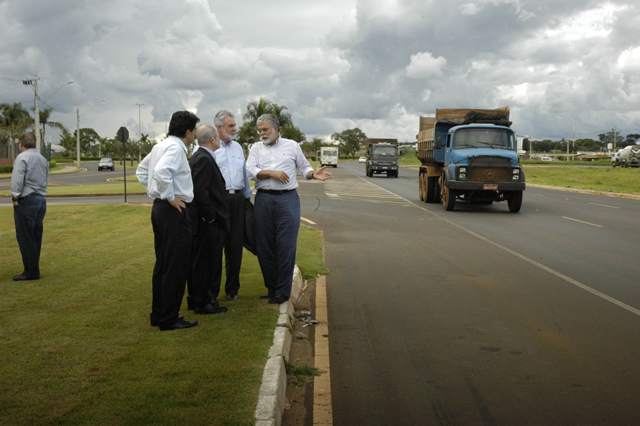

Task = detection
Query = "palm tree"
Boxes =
[243,98,294,128]
[243,98,272,124]
[0,102,33,142]
[38,108,67,145]
[267,102,293,128]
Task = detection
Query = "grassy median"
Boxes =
[523,165,640,195]
[0,203,327,425]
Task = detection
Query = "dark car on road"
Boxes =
[98,158,115,171]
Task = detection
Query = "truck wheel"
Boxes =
[425,176,436,203]
[419,173,426,201]
[507,191,523,213]
[442,185,456,211]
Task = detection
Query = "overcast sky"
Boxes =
[1,0,639,145]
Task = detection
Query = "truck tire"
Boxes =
[419,173,426,201]
[425,176,437,203]
[507,191,523,213]
[442,182,455,211]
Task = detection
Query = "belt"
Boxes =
[226,189,243,194]
[154,199,191,207]
[257,188,296,195]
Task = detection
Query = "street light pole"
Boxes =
[76,99,106,169]
[135,103,144,139]
[163,113,171,135]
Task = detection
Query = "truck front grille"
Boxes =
[467,167,512,182]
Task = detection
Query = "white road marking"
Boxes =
[360,178,640,319]
[301,217,316,225]
[562,216,604,228]
[589,202,620,209]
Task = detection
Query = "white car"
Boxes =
[98,157,115,171]
[358,156,366,163]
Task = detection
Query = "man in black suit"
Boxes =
[188,124,230,315]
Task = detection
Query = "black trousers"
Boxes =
[150,200,192,327]
[223,192,246,296]
[189,219,225,307]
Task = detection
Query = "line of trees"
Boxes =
[526,131,640,153]
[2,98,371,160]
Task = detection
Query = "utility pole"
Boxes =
[572,124,576,159]
[34,74,40,153]
[22,74,41,152]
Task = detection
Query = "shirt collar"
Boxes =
[168,135,189,155]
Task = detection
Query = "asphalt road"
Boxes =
[298,162,640,425]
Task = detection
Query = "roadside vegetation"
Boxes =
[523,165,640,195]
[0,204,327,425]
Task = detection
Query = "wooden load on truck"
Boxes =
[417,107,510,163]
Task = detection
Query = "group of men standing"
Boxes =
[137,110,332,331]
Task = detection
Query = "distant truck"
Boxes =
[365,138,398,178]
[611,145,640,168]
[317,146,339,168]
[416,107,525,212]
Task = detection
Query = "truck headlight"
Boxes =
[512,168,521,181]
[457,167,467,180]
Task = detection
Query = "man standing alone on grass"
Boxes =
[136,111,199,331]
[213,110,253,301]
[188,124,230,315]
[246,114,333,305]
[11,132,48,281]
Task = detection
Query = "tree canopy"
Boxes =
[331,128,367,156]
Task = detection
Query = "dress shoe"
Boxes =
[259,294,274,299]
[268,295,289,305]
[226,294,239,301]
[195,303,228,315]
[151,315,183,327]
[159,319,198,331]
[13,273,39,281]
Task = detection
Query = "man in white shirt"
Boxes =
[246,114,332,304]
[213,110,253,301]
[137,111,200,331]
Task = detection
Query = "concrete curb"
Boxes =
[255,265,303,426]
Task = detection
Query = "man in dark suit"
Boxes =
[188,124,230,315]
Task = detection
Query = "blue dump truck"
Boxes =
[416,107,525,212]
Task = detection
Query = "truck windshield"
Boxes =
[372,146,397,156]
[452,128,514,150]
[324,149,338,156]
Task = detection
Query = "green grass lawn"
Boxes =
[523,165,640,195]
[0,204,327,425]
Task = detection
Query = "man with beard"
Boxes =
[212,110,253,301]
[246,114,333,305]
